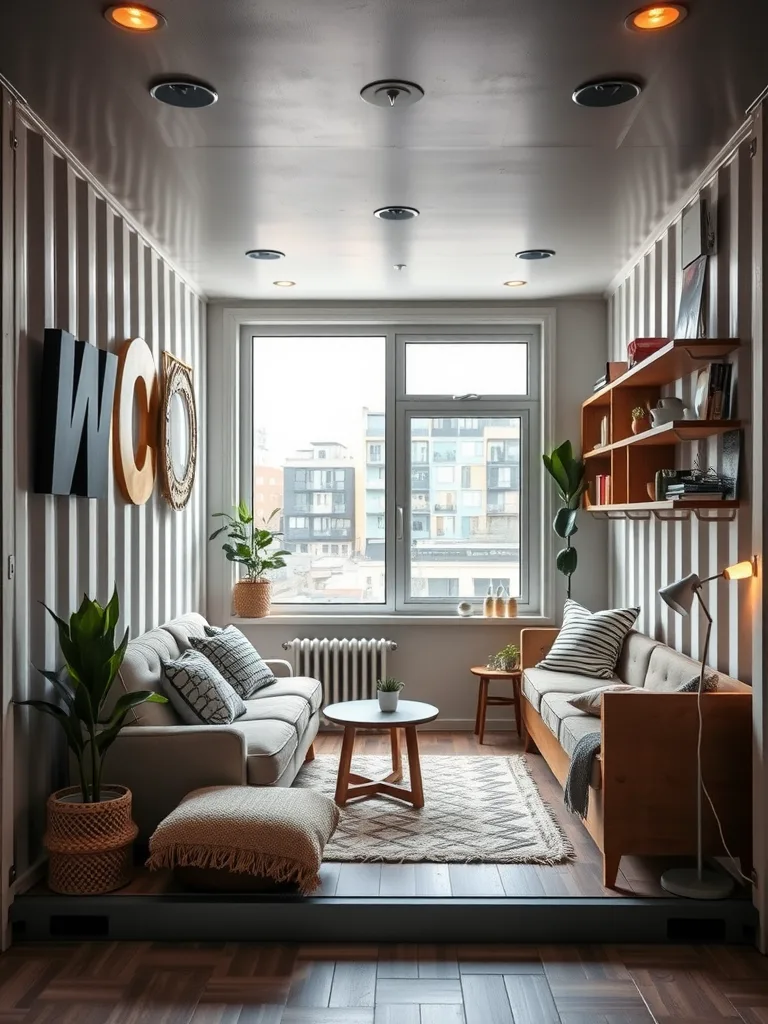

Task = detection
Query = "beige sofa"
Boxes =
[103,613,321,839]
[520,628,752,889]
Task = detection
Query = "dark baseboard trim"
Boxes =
[12,892,757,945]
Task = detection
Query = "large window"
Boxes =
[250,327,542,612]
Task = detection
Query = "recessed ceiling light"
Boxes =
[273,280,296,288]
[149,79,218,109]
[572,78,642,108]
[374,206,420,221]
[626,4,687,31]
[245,249,285,261]
[360,80,425,108]
[503,280,527,287]
[104,4,166,32]
[515,249,555,261]
[393,264,407,271]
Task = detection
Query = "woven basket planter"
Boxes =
[233,579,272,618]
[45,786,138,895]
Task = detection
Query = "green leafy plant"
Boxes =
[542,440,587,600]
[16,589,166,804]
[209,501,290,580]
[377,677,405,693]
[631,406,646,420]
[487,643,520,671]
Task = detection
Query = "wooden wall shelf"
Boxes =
[586,500,740,522]
[581,339,740,518]
[584,420,741,459]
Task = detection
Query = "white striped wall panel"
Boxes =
[606,137,755,683]
[9,103,207,876]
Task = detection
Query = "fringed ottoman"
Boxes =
[147,785,339,894]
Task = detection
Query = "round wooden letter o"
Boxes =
[113,337,159,505]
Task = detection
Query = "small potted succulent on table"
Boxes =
[377,677,404,712]
[631,406,650,434]
[487,643,520,672]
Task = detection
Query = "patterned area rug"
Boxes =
[295,755,574,864]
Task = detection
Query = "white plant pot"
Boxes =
[378,690,400,712]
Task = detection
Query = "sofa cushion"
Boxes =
[191,626,277,698]
[237,695,311,739]
[560,715,602,763]
[568,682,646,716]
[230,720,299,785]
[162,650,246,726]
[539,692,588,740]
[522,667,601,712]
[616,630,660,688]
[117,628,183,727]
[254,676,322,715]
[147,785,339,895]
[644,645,707,692]
[537,599,640,679]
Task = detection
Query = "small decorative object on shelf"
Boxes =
[209,502,289,618]
[694,362,733,419]
[627,337,668,366]
[487,643,520,672]
[377,677,404,712]
[631,407,650,434]
[675,255,707,339]
[505,594,518,618]
[648,396,692,427]
[483,586,494,618]
[457,601,473,617]
[493,585,506,617]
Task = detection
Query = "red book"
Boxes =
[627,337,668,366]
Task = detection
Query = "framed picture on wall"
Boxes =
[675,254,707,339]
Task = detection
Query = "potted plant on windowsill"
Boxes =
[377,677,404,712]
[17,588,168,895]
[210,501,290,618]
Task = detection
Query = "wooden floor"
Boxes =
[1,940,767,1022]
[89,730,736,902]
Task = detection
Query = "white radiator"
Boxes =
[281,638,397,704]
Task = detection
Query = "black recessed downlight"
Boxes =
[149,79,218,109]
[572,78,642,108]
[374,206,420,221]
[245,249,285,261]
[361,80,425,108]
[515,249,556,260]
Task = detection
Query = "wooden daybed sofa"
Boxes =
[520,627,752,888]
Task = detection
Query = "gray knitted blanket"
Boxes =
[564,730,601,819]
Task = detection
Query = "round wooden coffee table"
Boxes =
[323,699,439,809]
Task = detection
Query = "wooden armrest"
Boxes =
[520,628,560,669]
[601,691,751,852]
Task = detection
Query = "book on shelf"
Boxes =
[665,480,725,493]
[592,361,628,391]
[667,492,728,502]
[693,361,734,419]
[594,474,611,505]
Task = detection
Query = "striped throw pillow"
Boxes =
[537,600,640,679]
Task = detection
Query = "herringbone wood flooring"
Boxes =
[0,941,767,1021]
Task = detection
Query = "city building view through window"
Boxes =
[252,336,523,606]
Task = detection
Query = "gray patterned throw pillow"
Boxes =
[162,650,246,725]
[677,671,719,693]
[191,625,277,699]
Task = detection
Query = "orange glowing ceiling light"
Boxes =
[626,4,687,31]
[104,5,166,32]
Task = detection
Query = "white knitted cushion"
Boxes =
[537,600,640,680]
[147,785,340,895]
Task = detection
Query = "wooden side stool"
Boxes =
[470,666,523,744]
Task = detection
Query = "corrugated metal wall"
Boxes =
[606,134,755,682]
[8,97,207,877]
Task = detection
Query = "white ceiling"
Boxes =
[2,0,768,300]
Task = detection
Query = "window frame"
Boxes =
[241,319,551,619]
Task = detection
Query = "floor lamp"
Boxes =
[657,557,756,900]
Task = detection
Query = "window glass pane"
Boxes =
[253,336,385,603]
[405,342,528,395]
[408,416,521,600]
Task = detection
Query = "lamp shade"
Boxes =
[659,572,700,616]
[723,559,755,581]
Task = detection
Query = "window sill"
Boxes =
[233,614,554,627]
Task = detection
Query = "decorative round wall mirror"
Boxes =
[160,352,197,509]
